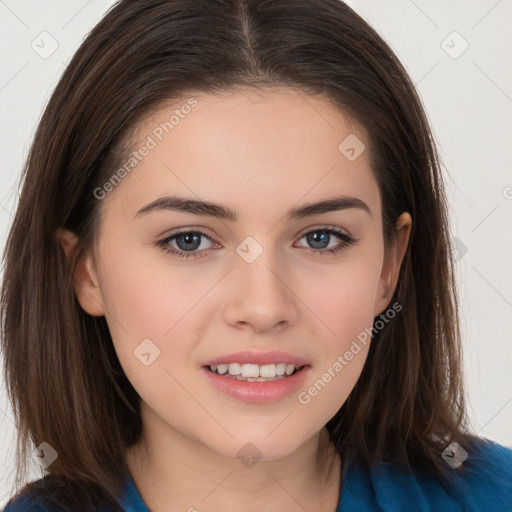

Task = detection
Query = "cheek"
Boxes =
[96,245,212,379]
[294,273,377,415]
[296,254,382,346]
[99,260,210,427]
[285,251,383,419]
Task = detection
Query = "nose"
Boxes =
[222,246,300,334]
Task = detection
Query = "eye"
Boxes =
[157,230,217,260]
[295,226,355,256]
[157,226,355,260]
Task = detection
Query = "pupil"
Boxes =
[308,231,329,249]
[177,233,200,251]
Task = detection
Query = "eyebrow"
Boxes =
[133,195,371,221]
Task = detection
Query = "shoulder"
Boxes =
[2,475,128,512]
[450,437,512,509]
[3,492,58,512]
[391,437,512,511]
[340,437,512,512]
[3,492,115,512]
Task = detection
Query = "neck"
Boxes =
[125,407,342,512]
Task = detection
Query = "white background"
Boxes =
[1,0,511,503]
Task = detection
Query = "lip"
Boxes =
[201,350,310,367]
[201,364,311,403]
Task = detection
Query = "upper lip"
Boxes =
[202,350,310,367]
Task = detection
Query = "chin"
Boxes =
[205,431,310,463]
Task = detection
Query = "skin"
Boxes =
[57,87,411,511]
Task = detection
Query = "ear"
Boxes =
[374,212,412,316]
[55,227,105,317]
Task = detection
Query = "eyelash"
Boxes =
[157,226,355,260]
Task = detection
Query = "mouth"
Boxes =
[204,363,309,382]
[200,362,312,403]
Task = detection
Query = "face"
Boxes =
[60,87,410,462]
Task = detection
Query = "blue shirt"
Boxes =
[3,437,512,511]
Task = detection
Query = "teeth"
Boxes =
[276,363,286,376]
[209,362,301,378]
[217,364,228,375]
[259,364,276,378]
[241,364,260,378]
[285,364,295,375]
[228,363,241,375]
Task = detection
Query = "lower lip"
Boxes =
[201,365,311,403]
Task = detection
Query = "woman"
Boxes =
[2,0,511,510]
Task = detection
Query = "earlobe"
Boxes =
[55,227,105,317]
[374,212,412,316]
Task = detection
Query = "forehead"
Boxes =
[102,87,379,223]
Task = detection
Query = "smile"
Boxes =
[208,362,304,381]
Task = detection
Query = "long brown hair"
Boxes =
[1,0,483,509]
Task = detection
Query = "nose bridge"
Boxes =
[223,233,299,330]
[235,233,286,295]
